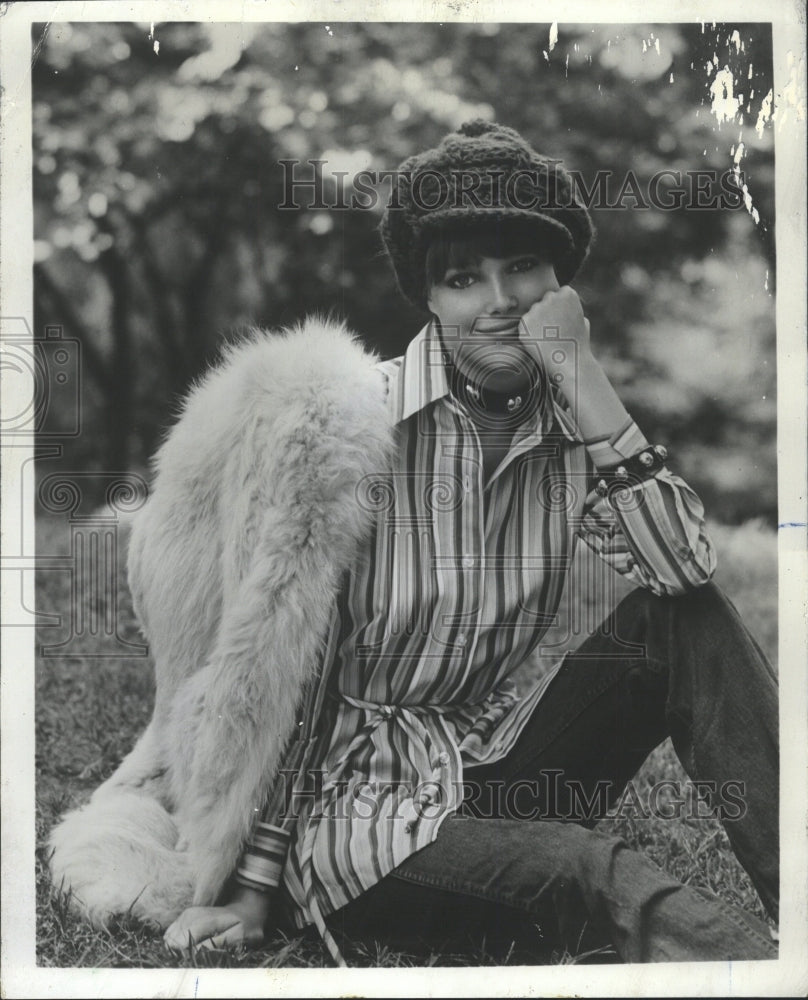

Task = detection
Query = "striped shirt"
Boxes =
[235,321,716,942]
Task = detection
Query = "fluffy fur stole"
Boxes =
[49,317,393,928]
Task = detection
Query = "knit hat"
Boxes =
[380,119,594,310]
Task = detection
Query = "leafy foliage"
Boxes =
[32,21,775,520]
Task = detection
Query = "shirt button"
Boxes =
[400,797,419,831]
[462,555,475,568]
[455,633,467,647]
[439,751,451,765]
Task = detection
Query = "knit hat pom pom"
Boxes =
[456,119,499,138]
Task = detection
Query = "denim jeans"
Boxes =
[324,582,779,962]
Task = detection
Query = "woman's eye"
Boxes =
[509,257,539,273]
[445,273,476,289]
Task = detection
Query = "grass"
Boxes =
[34,511,778,968]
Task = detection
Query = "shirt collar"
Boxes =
[385,320,582,444]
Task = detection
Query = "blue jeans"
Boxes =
[324,582,778,962]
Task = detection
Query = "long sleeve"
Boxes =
[234,731,309,893]
[234,608,340,894]
[236,741,306,892]
[577,418,717,596]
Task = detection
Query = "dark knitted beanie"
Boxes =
[380,119,594,310]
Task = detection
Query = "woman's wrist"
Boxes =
[225,882,274,926]
[558,351,632,444]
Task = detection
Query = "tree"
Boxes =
[32,20,776,519]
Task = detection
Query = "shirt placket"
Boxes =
[435,401,487,689]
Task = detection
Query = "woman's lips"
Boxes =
[472,318,522,335]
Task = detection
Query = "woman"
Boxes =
[50,121,778,965]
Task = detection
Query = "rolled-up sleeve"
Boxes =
[236,823,293,891]
[577,419,717,596]
[234,730,311,892]
[234,662,326,893]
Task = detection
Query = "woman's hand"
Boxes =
[163,886,272,954]
[520,286,632,442]
[519,286,593,384]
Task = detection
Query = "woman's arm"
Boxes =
[521,288,716,595]
[576,460,717,595]
[521,285,631,453]
[163,737,302,953]
[164,652,326,953]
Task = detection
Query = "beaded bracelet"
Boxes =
[594,445,668,498]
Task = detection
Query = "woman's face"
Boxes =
[427,252,560,392]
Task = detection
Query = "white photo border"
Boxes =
[1,1,806,996]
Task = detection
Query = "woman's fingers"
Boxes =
[524,286,586,340]
[163,906,244,952]
[195,921,247,951]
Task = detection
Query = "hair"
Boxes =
[424,218,562,293]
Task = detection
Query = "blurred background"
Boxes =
[31,20,776,524]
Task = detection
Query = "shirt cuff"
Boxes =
[235,822,291,892]
[585,417,650,469]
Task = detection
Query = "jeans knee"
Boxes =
[556,825,632,892]
[631,580,743,645]
[672,579,725,610]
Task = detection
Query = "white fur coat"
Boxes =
[48,317,394,928]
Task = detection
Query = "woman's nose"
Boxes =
[487,278,518,313]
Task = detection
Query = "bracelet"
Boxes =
[594,445,668,498]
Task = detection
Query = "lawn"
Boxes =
[34,512,778,968]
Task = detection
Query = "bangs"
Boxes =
[425,221,556,289]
